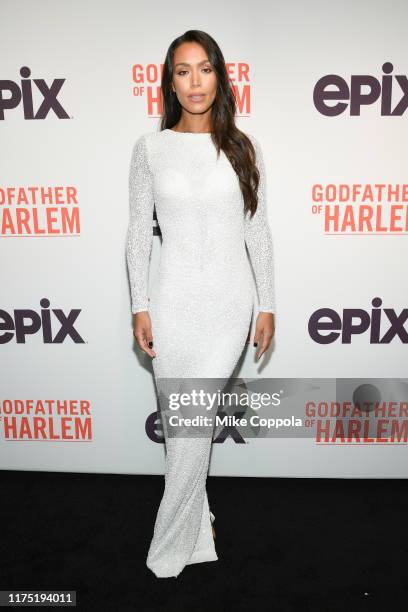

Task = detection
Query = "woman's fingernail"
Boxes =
[253,342,258,347]
[148,341,153,347]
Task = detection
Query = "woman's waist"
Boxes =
[160,239,247,264]
[158,250,250,276]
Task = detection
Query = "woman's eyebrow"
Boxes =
[174,59,211,68]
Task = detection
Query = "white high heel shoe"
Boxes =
[186,509,218,566]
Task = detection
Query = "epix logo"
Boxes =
[314,62,408,116]
[0,298,84,343]
[0,66,69,120]
[309,297,408,344]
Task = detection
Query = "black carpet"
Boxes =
[0,471,407,611]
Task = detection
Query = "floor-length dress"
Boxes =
[126,128,276,578]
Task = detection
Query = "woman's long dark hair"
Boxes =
[160,29,260,219]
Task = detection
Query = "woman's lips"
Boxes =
[188,94,205,102]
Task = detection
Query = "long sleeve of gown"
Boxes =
[244,135,276,314]
[126,134,155,314]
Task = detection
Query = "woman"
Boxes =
[126,29,276,578]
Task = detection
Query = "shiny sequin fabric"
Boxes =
[126,128,276,578]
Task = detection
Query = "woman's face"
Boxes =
[172,42,217,115]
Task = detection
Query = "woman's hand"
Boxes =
[132,311,156,358]
[253,312,275,360]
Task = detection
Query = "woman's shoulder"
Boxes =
[134,129,168,144]
[240,132,267,172]
[132,130,170,157]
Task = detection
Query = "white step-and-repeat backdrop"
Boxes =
[1,0,407,477]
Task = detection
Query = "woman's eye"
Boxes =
[176,68,212,76]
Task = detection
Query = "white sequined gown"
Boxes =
[126,128,276,578]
